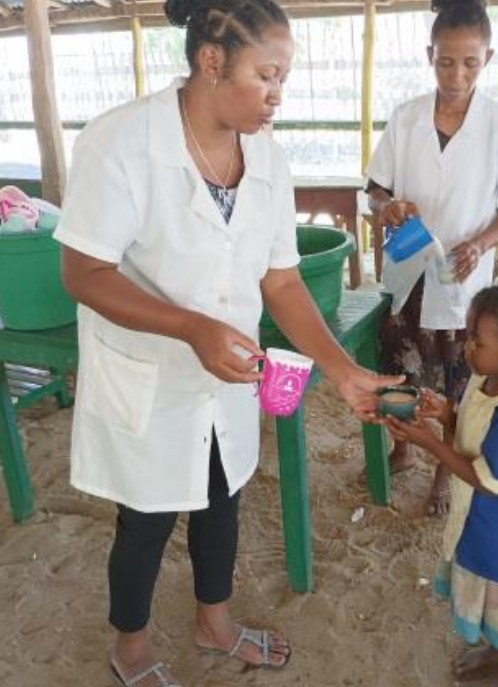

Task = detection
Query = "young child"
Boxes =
[387,285,498,682]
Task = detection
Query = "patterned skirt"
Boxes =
[435,559,498,649]
[380,277,469,402]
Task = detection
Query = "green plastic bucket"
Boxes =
[0,228,76,330]
[260,224,355,336]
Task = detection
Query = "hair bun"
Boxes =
[431,0,486,12]
[163,0,193,27]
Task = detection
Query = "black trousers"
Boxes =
[108,434,240,633]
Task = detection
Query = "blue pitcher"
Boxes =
[383,216,434,263]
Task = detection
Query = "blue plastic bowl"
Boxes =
[378,385,419,420]
[383,216,433,263]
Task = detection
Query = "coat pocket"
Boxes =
[83,334,159,436]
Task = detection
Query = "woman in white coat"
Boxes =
[55,1,401,685]
[367,0,498,515]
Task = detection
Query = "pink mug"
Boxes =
[259,348,313,417]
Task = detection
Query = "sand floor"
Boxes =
[0,381,493,687]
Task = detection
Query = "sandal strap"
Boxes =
[229,626,270,665]
[113,660,181,687]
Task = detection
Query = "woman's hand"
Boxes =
[185,314,264,384]
[451,239,483,282]
[418,388,453,428]
[332,365,405,422]
[385,412,439,450]
[380,199,419,227]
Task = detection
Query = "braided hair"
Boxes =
[163,0,289,71]
[431,0,491,45]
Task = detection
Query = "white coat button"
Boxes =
[219,296,229,305]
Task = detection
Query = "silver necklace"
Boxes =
[181,91,237,197]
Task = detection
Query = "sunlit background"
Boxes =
[2,8,498,178]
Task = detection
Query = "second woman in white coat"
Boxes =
[367,0,498,515]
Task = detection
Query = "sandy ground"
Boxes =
[0,380,491,687]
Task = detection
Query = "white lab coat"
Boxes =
[54,77,300,512]
[367,90,498,329]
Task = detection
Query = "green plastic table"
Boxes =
[0,290,390,594]
[0,324,77,521]
[260,289,391,593]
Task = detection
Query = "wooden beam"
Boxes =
[24,0,66,205]
[282,2,429,17]
[283,1,381,6]
[1,0,498,35]
[0,0,428,34]
[281,0,391,10]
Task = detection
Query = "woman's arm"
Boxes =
[63,246,197,338]
[261,266,403,418]
[474,212,498,255]
[62,247,263,383]
[368,186,393,219]
[368,186,419,227]
[453,212,498,282]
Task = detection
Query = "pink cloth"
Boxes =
[0,186,39,230]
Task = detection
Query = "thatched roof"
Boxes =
[2,0,496,36]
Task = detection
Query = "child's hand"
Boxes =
[418,388,453,427]
[386,411,439,450]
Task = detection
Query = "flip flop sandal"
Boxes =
[110,660,182,687]
[197,623,291,670]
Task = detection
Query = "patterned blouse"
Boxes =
[205,179,238,224]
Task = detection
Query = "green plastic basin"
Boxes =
[0,228,76,331]
[260,224,355,337]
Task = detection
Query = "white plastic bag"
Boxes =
[383,243,436,314]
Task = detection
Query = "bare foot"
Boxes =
[426,464,450,516]
[389,441,416,474]
[194,601,291,669]
[453,645,498,682]
[112,628,181,687]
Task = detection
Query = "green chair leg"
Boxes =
[0,362,34,521]
[275,404,314,593]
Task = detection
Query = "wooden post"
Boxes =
[360,0,376,252]
[131,15,145,98]
[361,0,376,176]
[24,0,66,205]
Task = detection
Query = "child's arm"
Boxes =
[418,388,457,433]
[386,414,496,495]
[423,437,489,493]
